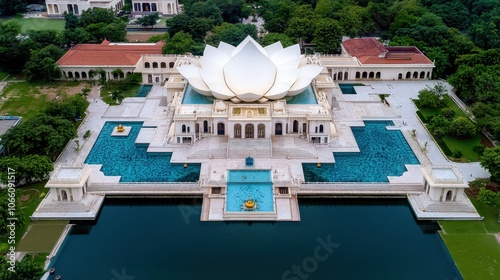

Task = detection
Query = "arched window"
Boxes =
[145,62,150,68]
[153,62,158,68]
[82,72,87,79]
[75,72,80,78]
[319,124,324,133]
[155,77,160,83]
[217,123,225,135]
[258,124,265,138]
[413,71,418,79]
[234,124,242,138]
[420,71,425,79]
[161,62,166,68]
[406,72,411,79]
[338,72,343,80]
[398,73,402,80]
[344,72,348,80]
[68,71,73,78]
[356,72,360,79]
[169,62,175,68]
[362,72,367,79]
[369,72,374,79]
[61,190,68,201]
[62,71,66,78]
[293,120,299,133]
[187,126,190,133]
[181,124,186,133]
[275,123,282,135]
[315,126,318,133]
[375,72,381,79]
[245,124,254,138]
[445,190,453,201]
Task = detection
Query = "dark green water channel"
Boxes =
[48,198,461,280]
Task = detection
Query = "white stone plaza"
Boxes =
[33,38,488,222]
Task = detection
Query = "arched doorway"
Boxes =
[406,72,411,79]
[203,120,208,133]
[445,190,453,201]
[293,120,299,133]
[275,123,282,135]
[234,124,242,138]
[61,190,68,201]
[217,123,225,135]
[398,73,402,80]
[245,124,254,138]
[258,124,265,138]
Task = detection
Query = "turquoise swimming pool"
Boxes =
[183,84,317,104]
[303,121,419,182]
[85,122,200,182]
[136,85,152,97]
[339,83,364,94]
[47,198,462,279]
[287,85,317,104]
[226,170,273,212]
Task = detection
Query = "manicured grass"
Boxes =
[415,95,482,162]
[100,83,141,105]
[439,197,500,280]
[17,220,68,253]
[0,15,65,32]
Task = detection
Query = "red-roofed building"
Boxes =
[320,38,434,81]
[57,40,164,81]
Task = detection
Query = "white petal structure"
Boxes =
[178,36,323,103]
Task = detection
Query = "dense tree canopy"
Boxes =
[23,44,63,82]
[480,146,500,182]
[0,0,26,16]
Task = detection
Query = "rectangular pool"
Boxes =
[226,170,273,212]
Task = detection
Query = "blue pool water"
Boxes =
[48,198,462,280]
[182,84,213,104]
[303,121,419,182]
[183,84,317,104]
[85,122,200,182]
[339,83,364,94]
[226,170,273,211]
[136,85,152,97]
[287,85,317,104]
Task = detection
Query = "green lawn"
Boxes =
[415,95,482,162]
[0,81,91,120]
[439,197,500,280]
[17,220,68,253]
[0,15,65,32]
[101,83,141,105]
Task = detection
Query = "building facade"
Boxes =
[46,0,125,16]
[131,0,179,16]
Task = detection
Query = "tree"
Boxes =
[111,68,124,80]
[163,32,195,54]
[415,84,446,109]
[23,45,63,82]
[314,0,332,18]
[45,94,89,121]
[480,146,500,182]
[285,5,316,43]
[0,189,23,235]
[449,117,476,139]
[0,114,77,159]
[0,0,26,16]
[261,0,297,33]
[208,23,257,46]
[337,5,374,38]
[186,1,223,26]
[261,33,295,48]
[428,115,450,137]
[208,0,243,24]
[0,155,53,185]
[0,257,44,280]
[135,13,160,29]
[0,20,29,74]
[429,0,471,30]
[313,18,343,54]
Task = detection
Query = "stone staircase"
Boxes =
[187,136,228,159]
[272,136,317,159]
[228,138,272,158]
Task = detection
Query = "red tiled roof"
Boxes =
[57,41,164,66]
[342,38,433,65]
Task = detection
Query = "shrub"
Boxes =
[83,130,91,139]
[477,188,500,208]
[452,149,463,158]
[440,107,455,119]
[449,117,476,139]
[473,144,485,155]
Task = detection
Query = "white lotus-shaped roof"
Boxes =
[178,36,323,103]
